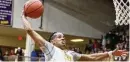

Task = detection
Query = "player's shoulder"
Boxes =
[67,50,76,53]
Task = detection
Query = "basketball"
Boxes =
[24,0,44,19]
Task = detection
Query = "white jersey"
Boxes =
[43,41,81,62]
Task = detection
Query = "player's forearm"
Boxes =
[89,52,109,57]
[88,52,109,60]
[79,52,110,61]
[27,30,46,47]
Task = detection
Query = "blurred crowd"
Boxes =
[0,47,45,61]
[84,25,129,61]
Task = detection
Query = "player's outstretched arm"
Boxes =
[78,48,128,61]
[21,15,46,48]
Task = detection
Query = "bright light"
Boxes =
[70,39,84,42]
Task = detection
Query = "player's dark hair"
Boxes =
[48,32,57,42]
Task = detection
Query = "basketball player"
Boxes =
[21,15,128,61]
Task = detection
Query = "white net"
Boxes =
[113,0,130,25]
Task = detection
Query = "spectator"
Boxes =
[9,50,15,55]
[102,36,106,49]
[105,39,111,50]
[0,48,3,61]
[3,51,9,61]
[16,47,23,61]
[39,53,45,61]
[8,50,16,61]
[93,40,99,53]
[85,40,93,54]
[31,50,39,61]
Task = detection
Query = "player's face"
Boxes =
[52,33,66,47]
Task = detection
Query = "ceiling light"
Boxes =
[70,39,84,42]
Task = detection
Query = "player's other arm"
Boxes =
[79,52,109,61]
[78,49,128,61]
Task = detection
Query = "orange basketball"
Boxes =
[24,0,44,19]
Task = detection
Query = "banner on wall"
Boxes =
[0,0,13,25]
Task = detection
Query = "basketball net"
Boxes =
[113,0,130,25]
